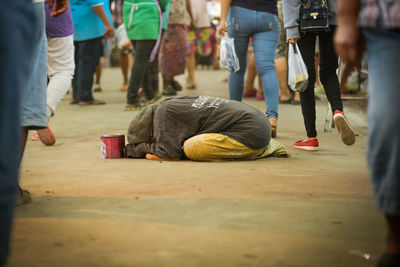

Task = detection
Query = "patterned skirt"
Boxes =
[160,24,189,76]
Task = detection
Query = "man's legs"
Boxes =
[73,37,103,103]
[364,29,400,260]
[46,35,75,118]
[0,0,37,264]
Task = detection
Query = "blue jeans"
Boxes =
[20,1,48,129]
[364,28,400,215]
[227,6,280,119]
[72,37,103,102]
[0,0,37,264]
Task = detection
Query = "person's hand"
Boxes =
[104,25,115,38]
[287,38,298,44]
[48,0,69,18]
[334,23,364,68]
[122,42,133,49]
[217,19,228,38]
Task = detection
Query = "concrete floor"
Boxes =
[9,67,384,267]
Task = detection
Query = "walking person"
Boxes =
[123,0,170,110]
[70,0,114,105]
[32,0,75,146]
[160,0,194,96]
[0,0,39,264]
[335,0,400,266]
[218,0,281,137]
[282,0,356,151]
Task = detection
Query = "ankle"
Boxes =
[269,118,277,127]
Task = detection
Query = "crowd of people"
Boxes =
[1,0,399,266]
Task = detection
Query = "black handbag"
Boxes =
[299,0,330,34]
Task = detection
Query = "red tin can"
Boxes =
[100,134,125,159]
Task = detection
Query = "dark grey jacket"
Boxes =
[126,96,271,159]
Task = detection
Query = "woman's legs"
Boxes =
[252,24,280,119]
[318,27,342,113]
[297,34,317,138]
[126,40,156,105]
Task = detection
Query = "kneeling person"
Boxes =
[124,96,288,161]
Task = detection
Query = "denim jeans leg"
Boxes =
[227,6,254,101]
[0,0,37,264]
[253,12,280,119]
[75,37,102,102]
[364,28,400,215]
[20,1,48,129]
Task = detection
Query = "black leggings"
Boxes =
[297,26,343,138]
[127,40,156,104]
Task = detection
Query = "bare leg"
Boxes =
[314,52,323,89]
[275,57,291,101]
[186,52,197,89]
[94,57,103,91]
[119,52,129,91]
[244,52,257,96]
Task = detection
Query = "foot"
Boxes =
[124,102,147,111]
[70,98,79,104]
[147,94,162,104]
[93,85,102,92]
[171,80,183,91]
[37,125,56,146]
[120,84,128,91]
[78,99,106,105]
[256,94,265,100]
[294,138,319,151]
[185,77,197,89]
[243,89,257,98]
[145,153,179,161]
[269,118,277,138]
[162,86,177,96]
[279,94,292,104]
[16,188,32,206]
[32,131,40,141]
[333,110,356,146]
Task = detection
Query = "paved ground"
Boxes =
[8,67,383,267]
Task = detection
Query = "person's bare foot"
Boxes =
[37,125,56,146]
[269,118,277,138]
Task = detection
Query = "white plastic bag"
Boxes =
[288,42,308,92]
[219,34,240,73]
[115,24,131,50]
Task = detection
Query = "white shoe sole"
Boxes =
[294,145,319,151]
[334,113,356,146]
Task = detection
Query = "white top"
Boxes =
[190,0,210,28]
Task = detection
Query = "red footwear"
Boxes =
[333,110,356,146]
[37,125,56,146]
[256,94,265,100]
[243,89,257,98]
[294,138,319,151]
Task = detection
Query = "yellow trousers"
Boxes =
[183,133,289,161]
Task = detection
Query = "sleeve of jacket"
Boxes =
[282,0,301,40]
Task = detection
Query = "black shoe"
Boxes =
[162,86,177,96]
[171,80,182,91]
